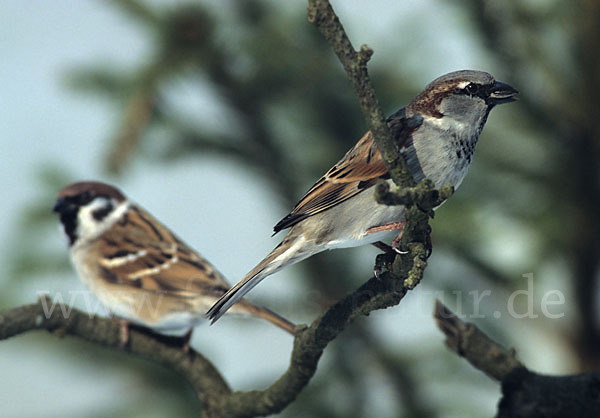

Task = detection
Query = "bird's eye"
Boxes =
[464,83,479,95]
[74,191,93,206]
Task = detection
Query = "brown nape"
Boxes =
[56,181,126,202]
[408,70,495,118]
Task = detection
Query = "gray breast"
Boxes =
[401,120,480,189]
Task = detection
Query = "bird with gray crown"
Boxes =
[207,70,518,324]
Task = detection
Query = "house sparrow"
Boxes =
[53,181,295,340]
[207,70,518,323]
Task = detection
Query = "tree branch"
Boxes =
[433,299,522,381]
[0,295,231,417]
[433,300,600,417]
[223,270,415,416]
[0,271,410,417]
[307,0,414,188]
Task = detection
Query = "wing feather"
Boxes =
[273,109,419,233]
[98,205,228,298]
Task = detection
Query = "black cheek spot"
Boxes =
[92,202,114,221]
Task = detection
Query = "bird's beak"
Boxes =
[487,81,519,105]
[52,197,74,214]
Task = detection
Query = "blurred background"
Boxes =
[2,0,599,417]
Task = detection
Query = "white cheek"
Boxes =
[74,200,130,247]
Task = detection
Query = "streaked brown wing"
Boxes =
[273,108,422,233]
[99,205,229,297]
[273,131,388,233]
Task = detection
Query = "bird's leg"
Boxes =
[391,223,407,253]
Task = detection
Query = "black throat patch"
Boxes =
[59,208,79,246]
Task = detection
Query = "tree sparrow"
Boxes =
[207,70,518,323]
[53,181,295,339]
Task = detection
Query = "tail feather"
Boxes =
[206,236,310,324]
[235,300,296,335]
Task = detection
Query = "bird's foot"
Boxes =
[372,241,396,255]
[368,222,407,254]
[391,225,408,254]
[373,251,395,279]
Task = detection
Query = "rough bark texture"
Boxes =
[434,300,600,418]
